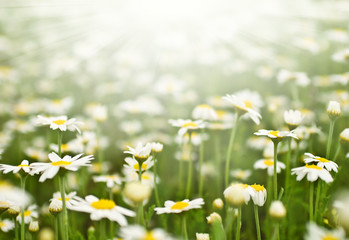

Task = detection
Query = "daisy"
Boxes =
[155,198,204,214]
[0,160,31,174]
[123,156,154,172]
[51,191,81,209]
[254,159,286,176]
[192,104,217,121]
[284,109,304,129]
[277,69,310,87]
[93,174,122,188]
[122,168,157,187]
[169,119,206,136]
[69,195,135,226]
[36,115,83,133]
[16,205,38,224]
[247,184,267,207]
[254,129,298,140]
[30,152,94,182]
[332,48,349,63]
[119,225,175,240]
[222,94,262,124]
[291,164,333,183]
[223,183,250,206]
[0,219,15,232]
[230,169,252,181]
[304,153,338,172]
[340,128,349,143]
[304,222,346,240]
[85,103,108,122]
[124,143,152,161]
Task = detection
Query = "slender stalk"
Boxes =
[273,141,279,200]
[99,219,106,240]
[54,216,59,240]
[285,138,292,194]
[185,133,193,198]
[137,169,144,226]
[224,207,235,239]
[267,175,272,207]
[108,189,114,238]
[225,113,239,188]
[273,223,280,240]
[59,175,69,240]
[214,132,222,194]
[309,182,314,221]
[236,207,242,240]
[182,215,188,240]
[333,143,341,162]
[20,176,27,240]
[254,205,261,240]
[153,156,161,207]
[326,119,335,159]
[314,181,321,222]
[198,129,205,196]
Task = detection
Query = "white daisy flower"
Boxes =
[304,222,346,240]
[30,152,94,182]
[327,100,341,117]
[332,48,349,63]
[69,195,135,226]
[222,94,262,125]
[119,225,175,240]
[304,153,338,172]
[36,115,83,133]
[224,183,250,207]
[192,104,217,121]
[0,219,15,232]
[196,233,210,240]
[85,103,108,122]
[93,174,122,188]
[169,119,206,136]
[230,169,252,181]
[16,205,38,224]
[150,142,163,153]
[247,184,267,207]
[124,143,152,161]
[155,198,204,214]
[51,191,81,209]
[122,168,157,187]
[340,128,349,143]
[124,156,154,172]
[0,160,31,174]
[254,159,286,176]
[254,129,298,140]
[277,69,310,87]
[284,109,304,128]
[291,164,333,183]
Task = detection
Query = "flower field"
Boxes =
[1,0,349,239]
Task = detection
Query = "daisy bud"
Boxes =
[123,181,152,203]
[206,212,222,224]
[151,142,163,153]
[327,101,341,119]
[340,128,349,144]
[38,228,54,240]
[7,205,20,215]
[0,201,10,214]
[269,200,286,220]
[333,192,349,232]
[223,183,246,207]
[49,199,62,216]
[29,221,39,232]
[212,198,224,210]
[196,233,210,240]
[284,110,303,130]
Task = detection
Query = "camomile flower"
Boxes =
[155,198,204,214]
[51,191,80,209]
[69,195,135,226]
[0,160,31,174]
[85,103,108,122]
[124,143,152,161]
[30,152,94,182]
[223,183,250,207]
[122,169,157,187]
[192,104,217,121]
[123,156,153,172]
[119,225,175,240]
[196,233,210,240]
[291,164,333,183]
[304,153,338,172]
[93,174,122,188]
[332,48,349,63]
[150,142,163,153]
[36,115,83,133]
[254,129,298,140]
[277,69,310,87]
[254,159,286,176]
[0,219,15,232]
[230,169,251,181]
[169,119,206,136]
[16,205,38,224]
[247,184,267,206]
[222,94,262,125]
[304,222,346,240]
[284,109,304,129]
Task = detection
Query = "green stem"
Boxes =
[99,220,106,240]
[254,205,261,240]
[333,143,341,162]
[198,129,205,196]
[267,175,272,207]
[326,119,335,159]
[55,216,59,240]
[185,133,192,198]
[153,157,161,207]
[273,223,280,240]
[59,175,69,240]
[214,132,222,195]
[183,215,188,240]
[309,182,314,221]
[236,207,242,240]
[285,138,292,195]
[314,181,321,222]
[225,113,239,188]
[273,141,279,200]
[20,175,27,240]
[137,169,144,226]
[225,207,235,239]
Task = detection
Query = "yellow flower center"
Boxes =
[52,120,66,125]
[0,222,4,227]
[142,232,156,240]
[269,131,280,137]
[61,144,69,151]
[142,174,150,180]
[91,199,116,210]
[52,99,62,104]
[51,161,71,166]
[58,198,70,202]
[18,164,29,167]
[244,101,253,109]
[134,154,149,160]
[182,122,198,128]
[250,184,265,192]
[236,171,245,179]
[322,235,339,240]
[264,159,274,166]
[242,184,249,189]
[171,201,189,210]
[24,210,31,217]
[133,163,147,170]
[197,104,211,109]
[305,164,322,170]
[316,157,330,163]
